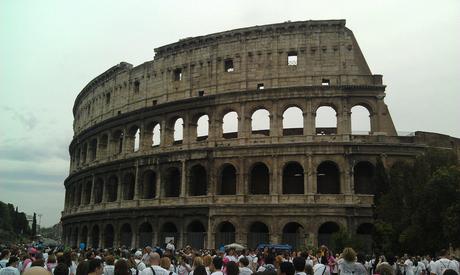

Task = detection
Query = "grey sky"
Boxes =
[1,0,459,227]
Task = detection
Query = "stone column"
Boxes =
[134,161,140,200]
[155,170,161,199]
[307,155,316,194]
[305,101,316,135]
[90,175,95,204]
[180,160,186,197]
[271,157,279,196]
[160,120,168,147]
[117,171,123,202]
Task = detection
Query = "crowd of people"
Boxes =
[0,243,459,275]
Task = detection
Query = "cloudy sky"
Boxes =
[1,0,459,227]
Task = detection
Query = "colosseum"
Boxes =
[61,19,460,251]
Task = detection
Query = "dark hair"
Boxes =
[105,255,115,265]
[114,259,130,275]
[280,262,295,275]
[1,249,10,259]
[443,270,459,275]
[293,257,306,272]
[305,265,314,275]
[194,265,208,275]
[54,263,70,275]
[6,256,19,267]
[32,259,45,267]
[265,254,275,265]
[212,256,223,270]
[357,253,365,264]
[226,261,239,275]
[439,249,449,257]
[76,261,90,275]
[88,259,103,273]
[239,257,249,267]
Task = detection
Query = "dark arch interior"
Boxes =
[94,179,103,203]
[189,165,207,196]
[250,163,269,194]
[161,222,178,233]
[143,170,156,199]
[165,167,181,197]
[187,221,206,232]
[123,173,135,200]
[91,226,99,248]
[83,182,91,205]
[80,226,88,244]
[317,161,340,194]
[218,222,235,232]
[357,223,375,235]
[220,165,236,195]
[215,222,236,248]
[282,222,303,233]
[139,222,153,248]
[75,184,82,206]
[187,221,206,249]
[250,222,269,233]
[104,225,114,248]
[120,224,132,247]
[282,222,304,249]
[354,161,375,194]
[282,162,304,194]
[248,222,269,249]
[107,176,118,202]
[318,222,340,248]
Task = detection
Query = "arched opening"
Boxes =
[134,128,141,151]
[128,126,141,152]
[247,222,269,249]
[317,161,340,194]
[104,224,114,248]
[219,164,236,195]
[74,184,82,206]
[91,225,100,248]
[186,221,206,249]
[80,226,88,247]
[354,161,375,194]
[152,123,161,147]
[196,115,209,141]
[120,223,132,248]
[189,164,207,196]
[250,162,269,194]
[282,222,304,249]
[351,105,371,135]
[222,111,238,139]
[98,134,108,158]
[164,167,181,197]
[315,106,337,135]
[123,173,135,200]
[283,106,303,136]
[139,222,153,248]
[83,181,92,205]
[94,178,103,204]
[89,139,97,161]
[318,222,340,248]
[251,109,270,136]
[107,176,118,202]
[215,222,236,248]
[159,222,179,247]
[72,227,79,248]
[142,170,156,199]
[173,118,184,144]
[81,143,87,164]
[282,162,304,194]
[111,130,124,154]
[356,223,375,254]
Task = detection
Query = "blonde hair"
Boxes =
[193,257,204,268]
[341,247,356,262]
[203,255,212,267]
[160,257,171,270]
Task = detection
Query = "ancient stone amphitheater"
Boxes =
[61,19,460,251]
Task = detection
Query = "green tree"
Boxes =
[32,212,37,237]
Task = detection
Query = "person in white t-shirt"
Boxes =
[404,258,415,275]
[239,257,253,275]
[140,253,170,275]
[430,250,459,275]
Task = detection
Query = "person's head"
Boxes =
[226,261,239,275]
[211,256,223,272]
[76,261,90,275]
[376,263,395,275]
[193,257,203,268]
[239,257,249,267]
[293,257,306,272]
[279,262,295,275]
[1,249,11,260]
[114,259,130,275]
[32,259,45,267]
[443,270,459,275]
[24,266,50,275]
[6,256,19,267]
[439,249,449,258]
[342,248,356,263]
[134,251,142,259]
[203,255,212,267]
[265,254,275,265]
[88,259,104,275]
[305,265,314,275]
[105,255,115,265]
[160,257,171,270]
[356,253,365,264]
[54,263,69,275]
[193,265,208,275]
[149,252,161,266]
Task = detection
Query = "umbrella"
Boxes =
[224,243,245,250]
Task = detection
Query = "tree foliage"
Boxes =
[0,201,31,242]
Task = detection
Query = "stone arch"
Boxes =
[98,133,109,158]
[250,162,270,194]
[282,106,304,136]
[282,162,304,194]
[120,223,132,248]
[222,111,239,139]
[317,161,340,194]
[173,117,184,144]
[91,225,100,248]
[74,183,82,206]
[146,121,161,147]
[128,125,141,152]
[159,222,179,247]
[123,173,135,200]
[251,108,270,136]
[282,222,305,249]
[354,161,375,194]
[138,222,153,248]
[107,175,118,202]
[351,105,371,135]
[189,164,207,196]
[94,178,104,204]
[247,221,269,249]
[215,221,236,248]
[89,138,97,161]
[315,105,337,135]
[164,167,181,197]
[104,224,115,248]
[83,181,92,205]
[111,129,124,154]
[219,163,237,195]
[318,221,340,248]
[186,220,207,249]
[196,114,209,141]
[142,170,156,199]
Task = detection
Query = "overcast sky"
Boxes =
[1,0,459,227]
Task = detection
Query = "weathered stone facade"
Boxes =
[61,20,460,250]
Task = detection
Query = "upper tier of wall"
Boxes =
[72,19,380,136]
